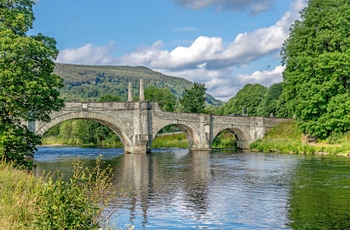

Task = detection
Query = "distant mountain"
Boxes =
[54,63,223,106]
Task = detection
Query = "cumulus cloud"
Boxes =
[56,42,115,65]
[120,0,305,72]
[173,0,275,14]
[56,0,307,101]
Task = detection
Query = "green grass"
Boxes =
[250,120,350,156]
[0,161,40,229]
[0,156,123,229]
[152,133,189,148]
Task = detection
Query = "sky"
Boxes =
[31,0,308,101]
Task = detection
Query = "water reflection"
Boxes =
[109,150,212,227]
[35,147,350,229]
[288,155,350,229]
[103,150,296,229]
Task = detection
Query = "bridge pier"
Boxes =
[190,114,211,151]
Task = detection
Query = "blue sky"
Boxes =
[31,0,307,101]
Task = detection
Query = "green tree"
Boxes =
[257,83,288,117]
[220,84,267,116]
[0,0,64,168]
[145,86,176,112]
[180,82,206,113]
[281,0,350,138]
[97,94,123,102]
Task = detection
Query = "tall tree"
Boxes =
[145,86,176,112]
[257,83,288,117]
[180,82,206,113]
[0,0,64,168]
[281,0,350,138]
[220,84,267,116]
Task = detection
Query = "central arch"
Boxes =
[152,122,200,150]
[212,127,249,149]
[36,111,133,150]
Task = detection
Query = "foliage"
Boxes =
[180,82,207,113]
[42,120,123,147]
[257,83,290,117]
[250,120,350,155]
[281,0,350,138]
[211,130,237,149]
[97,94,123,102]
[151,133,189,149]
[0,156,119,229]
[35,155,116,229]
[0,159,40,229]
[0,0,64,168]
[220,84,267,116]
[145,86,176,112]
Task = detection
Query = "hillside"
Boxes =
[54,63,223,106]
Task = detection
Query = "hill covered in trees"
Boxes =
[54,63,222,106]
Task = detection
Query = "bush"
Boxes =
[35,155,115,229]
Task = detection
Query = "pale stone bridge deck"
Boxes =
[29,101,289,154]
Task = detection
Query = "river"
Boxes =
[34,147,350,229]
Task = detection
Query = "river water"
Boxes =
[34,147,350,229]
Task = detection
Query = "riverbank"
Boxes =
[0,157,119,229]
[249,120,350,156]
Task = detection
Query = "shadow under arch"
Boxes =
[36,112,132,150]
[211,127,249,149]
[152,123,199,150]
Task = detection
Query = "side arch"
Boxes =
[212,127,250,149]
[36,111,133,148]
[152,121,200,150]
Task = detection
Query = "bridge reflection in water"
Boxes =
[108,150,212,226]
[35,147,350,229]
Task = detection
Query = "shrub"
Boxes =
[35,155,116,229]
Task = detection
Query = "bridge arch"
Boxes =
[212,127,250,149]
[152,122,200,150]
[36,112,133,149]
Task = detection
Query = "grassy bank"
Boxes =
[151,133,189,148]
[42,136,124,148]
[0,161,39,229]
[250,120,350,156]
[0,157,120,229]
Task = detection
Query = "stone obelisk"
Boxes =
[128,82,133,102]
[139,79,144,101]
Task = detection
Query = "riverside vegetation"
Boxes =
[250,120,350,156]
[0,155,125,230]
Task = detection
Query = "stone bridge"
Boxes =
[27,80,289,153]
[28,101,288,154]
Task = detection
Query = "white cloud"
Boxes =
[119,0,305,72]
[56,42,115,65]
[55,0,307,101]
[237,65,284,86]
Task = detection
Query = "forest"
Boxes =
[54,63,222,106]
